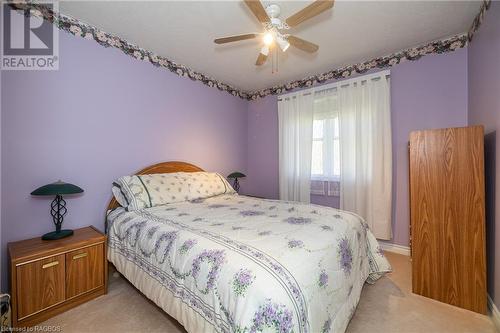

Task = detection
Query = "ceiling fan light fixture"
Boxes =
[277,35,290,52]
[260,45,270,56]
[270,17,281,26]
[214,0,333,68]
[263,32,274,46]
[265,4,281,19]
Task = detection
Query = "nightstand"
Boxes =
[8,226,107,327]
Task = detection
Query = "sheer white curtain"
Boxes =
[277,72,392,239]
[278,93,314,203]
[338,76,392,239]
[312,89,340,180]
[310,89,340,197]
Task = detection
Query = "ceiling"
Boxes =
[59,1,481,92]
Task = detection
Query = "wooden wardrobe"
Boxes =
[409,126,486,314]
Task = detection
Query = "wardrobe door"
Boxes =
[409,126,486,314]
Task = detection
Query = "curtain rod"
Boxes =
[278,70,390,101]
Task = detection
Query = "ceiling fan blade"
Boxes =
[244,0,270,24]
[255,52,268,66]
[288,35,319,53]
[214,33,258,44]
[285,0,334,28]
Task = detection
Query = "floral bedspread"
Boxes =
[107,194,391,333]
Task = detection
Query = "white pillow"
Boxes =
[114,172,235,210]
[111,183,129,207]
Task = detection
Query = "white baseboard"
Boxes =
[378,240,410,256]
[488,295,500,332]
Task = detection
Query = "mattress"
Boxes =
[107,194,391,333]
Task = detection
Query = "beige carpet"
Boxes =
[39,252,496,333]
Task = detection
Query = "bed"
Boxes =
[106,161,391,333]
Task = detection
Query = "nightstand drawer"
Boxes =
[16,254,65,319]
[65,244,104,299]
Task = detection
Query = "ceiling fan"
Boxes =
[214,0,334,66]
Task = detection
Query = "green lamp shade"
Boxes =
[31,181,84,196]
[31,181,83,241]
[227,172,246,179]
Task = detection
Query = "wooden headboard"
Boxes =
[106,161,204,212]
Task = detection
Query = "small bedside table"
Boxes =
[8,226,107,327]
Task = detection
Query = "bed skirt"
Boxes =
[109,248,216,333]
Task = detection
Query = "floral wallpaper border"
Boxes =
[8,2,251,100]
[247,0,492,100]
[468,0,492,42]
[247,33,468,100]
[8,1,492,101]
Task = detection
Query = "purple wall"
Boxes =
[0,32,248,291]
[246,49,469,246]
[246,96,279,199]
[467,1,500,308]
[390,48,469,245]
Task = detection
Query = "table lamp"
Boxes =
[227,172,246,193]
[31,181,84,240]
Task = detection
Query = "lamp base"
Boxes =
[42,229,74,240]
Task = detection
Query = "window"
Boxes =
[311,97,340,181]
